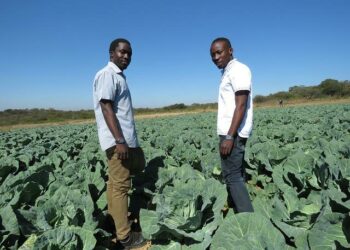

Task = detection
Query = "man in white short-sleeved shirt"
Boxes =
[93,38,147,249]
[210,37,254,213]
[93,61,139,150]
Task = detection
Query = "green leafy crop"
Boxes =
[0,104,349,249]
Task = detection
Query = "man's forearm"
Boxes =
[100,102,124,140]
[227,91,249,136]
[227,104,246,136]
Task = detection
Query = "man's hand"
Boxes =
[220,139,234,156]
[115,143,129,160]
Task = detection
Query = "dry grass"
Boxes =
[1,98,349,132]
[0,119,96,132]
[0,111,213,131]
[254,97,350,108]
[135,110,215,119]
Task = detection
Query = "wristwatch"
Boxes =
[115,137,126,144]
[225,134,234,140]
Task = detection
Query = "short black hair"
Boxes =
[109,38,131,52]
[211,37,232,48]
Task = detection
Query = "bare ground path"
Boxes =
[1,98,349,131]
[0,111,213,131]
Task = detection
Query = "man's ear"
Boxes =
[229,47,233,56]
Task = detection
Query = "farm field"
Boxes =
[1,98,349,132]
[0,104,349,249]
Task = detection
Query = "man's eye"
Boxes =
[120,50,131,56]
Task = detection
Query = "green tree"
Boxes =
[319,79,342,96]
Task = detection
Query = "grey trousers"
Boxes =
[220,135,254,212]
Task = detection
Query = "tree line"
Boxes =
[254,79,350,103]
[0,103,218,127]
[1,79,349,127]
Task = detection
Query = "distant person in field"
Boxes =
[210,37,254,213]
[93,38,147,249]
[279,99,284,107]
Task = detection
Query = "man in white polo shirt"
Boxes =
[93,38,147,249]
[210,37,254,213]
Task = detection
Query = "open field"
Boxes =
[0,111,209,132]
[1,103,349,249]
[1,97,349,132]
[254,96,350,108]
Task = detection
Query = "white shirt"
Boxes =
[93,62,139,150]
[217,58,253,138]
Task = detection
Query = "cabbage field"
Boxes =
[0,104,349,249]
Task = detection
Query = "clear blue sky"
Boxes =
[0,0,349,110]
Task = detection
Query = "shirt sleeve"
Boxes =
[229,66,252,92]
[95,71,117,101]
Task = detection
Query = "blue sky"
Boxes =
[0,0,349,110]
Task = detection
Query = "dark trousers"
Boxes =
[220,135,254,212]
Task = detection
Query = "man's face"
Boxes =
[110,42,132,70]
[210,41,232,69]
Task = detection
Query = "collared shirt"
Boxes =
[93,62,139,150]
[217,58,253,138]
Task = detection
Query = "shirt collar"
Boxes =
[221,58,236,75]
[108,61,122,74]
